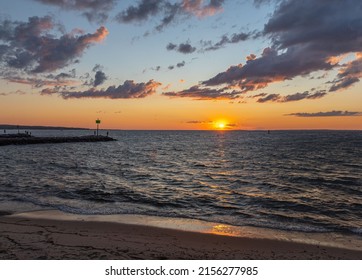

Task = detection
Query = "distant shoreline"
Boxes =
[0,124,89,130]
[0,125,361,131]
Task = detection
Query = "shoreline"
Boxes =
[1,210,361,260]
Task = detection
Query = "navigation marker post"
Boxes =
[96,119,101,136]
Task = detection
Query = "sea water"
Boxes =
[0,130,361,237]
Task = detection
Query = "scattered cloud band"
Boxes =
[286,111,362,117]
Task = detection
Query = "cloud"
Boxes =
[201,31,251,51]
[0,16,109,76]
[166,43,177,50]
[253,0,280,7]
[46,69,76,80]
[115,0,161,23]
[166,42,196,54]
[329,54,362,92]
[116,0,226,31]
[165,0,362,101]
[61,80,161,99]
[5,75,78,88]
[182,0,225,17]
[33,0,116,23]
[0,90,26,96]
[176,61,186,67]
[167,61,186,70]
[263,0,362,52]
[256,90,327,103]
[92,64,103,72]
[203,46,334,92]
[286,111,362,117]
[256,93,280,103]
[93,70,107,87]
[163,85,243,100]
[186,120,208,124]
[185,119,238,129]
[155,2,182,31]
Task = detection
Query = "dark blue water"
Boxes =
[0,130,361,236]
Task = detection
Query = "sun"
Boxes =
[215,121,226,130]
[218,123,225,129]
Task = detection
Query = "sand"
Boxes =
[0,211,361,260]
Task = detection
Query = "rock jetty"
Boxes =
[0,134,116,146]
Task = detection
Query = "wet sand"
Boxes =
[0,211,361,260]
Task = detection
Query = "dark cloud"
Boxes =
[41,86,64,95]
[329,77,360,92]
[33,0,116,23]
[177,61,186,68]
[257,93,280,103]
[263,0,362,53]
[166,42,196,54]
[116,0,226,31]
[201,32,251,51]
[0,45,9,59]
[329,55,362,92]
[163,85,242,100]
[186,120,208,124]
[0,16,109,76]
[92,64,103,72]
[166,43,177,51]
[143,65,162,73]
[155,2,181,31]
[286,111,362,117]
[93,70,107,87]
[115,0,161,23]
[167,60,186,70]
[256,90,327,103]
[46,69,76,80]
[165,0,362,101]
[61,80,161,99]
[178,43,196,54]
[203,46,333,92]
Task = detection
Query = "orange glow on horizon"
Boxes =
[212,119,237,130]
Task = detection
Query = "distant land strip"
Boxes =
[0,124,89,130]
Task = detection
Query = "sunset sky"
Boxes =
[1,0,361,130]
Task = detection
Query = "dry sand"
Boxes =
[0,211,361,260]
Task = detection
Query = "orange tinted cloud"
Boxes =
[82,26,109,43]
[182,0,224,17]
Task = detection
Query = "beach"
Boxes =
[1,211,361,260]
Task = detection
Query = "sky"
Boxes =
[0,0,361,130]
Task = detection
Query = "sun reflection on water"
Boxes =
[208,224,240,237]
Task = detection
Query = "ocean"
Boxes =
[1,130,361,237]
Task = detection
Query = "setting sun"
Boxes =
[215,122,226,130]
[218,123,225,129]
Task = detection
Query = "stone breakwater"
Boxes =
[0,135,116,146]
